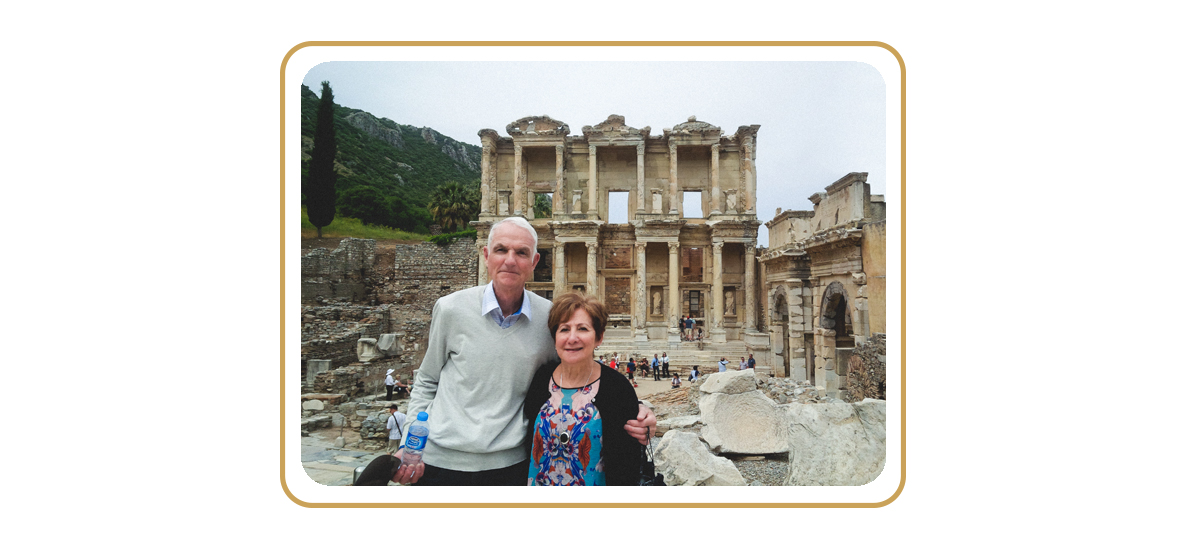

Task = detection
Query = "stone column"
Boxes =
[554,144,564,215]
[744,241,757,332]
[635,243,647,339]
[554,242,566,297]
[710,143,721,215]
[586,242,598,296]
[477,243,489,286]
[513,144,524,216]
[480,144,493,214]
[743,136,756,214]
[588,145,598,217]
[636,142,646,214]
[668,241,680,341]
[712,241,724,330]
[668,142,678,214]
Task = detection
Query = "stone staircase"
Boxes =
[594,338,766,376]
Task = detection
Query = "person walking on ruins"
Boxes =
[661,352,670,377]
[384,369,397,401]
[651,353,661,381]
[678,317,687,340]
[399,217,656,486]
[685,315,695,341]
[385,404,407,456]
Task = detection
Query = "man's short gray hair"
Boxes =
[487,217,538,250]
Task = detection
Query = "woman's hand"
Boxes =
[624,404,657,444]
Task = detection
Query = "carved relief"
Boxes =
[652,191,663,214]
[726,190,738,213]
[725,290,736,315]
[572,189,583,214]
[653,291,662,315]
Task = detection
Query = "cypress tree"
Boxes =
[309,81,337,238]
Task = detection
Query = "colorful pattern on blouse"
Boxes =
[528,375,605,486]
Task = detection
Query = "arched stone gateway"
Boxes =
[820,282,854,347]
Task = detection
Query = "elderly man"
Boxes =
[399,217,656,486]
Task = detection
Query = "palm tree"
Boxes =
[428,181,478,232]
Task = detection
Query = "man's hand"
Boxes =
[624,403,658,445]
[391,450,425,485]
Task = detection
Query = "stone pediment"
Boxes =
[506,115,570,137]
[665,115,722,138]
[582,114,651,140]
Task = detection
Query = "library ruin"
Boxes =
[470,114,886,395]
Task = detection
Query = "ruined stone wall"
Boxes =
[300,237,477,378]
[846,334,886,402]
[301,238,376,303]
[301,304,390,369]
[382,239,477,368]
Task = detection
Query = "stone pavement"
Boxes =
[301,432,381,486]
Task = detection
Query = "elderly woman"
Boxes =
[524,291,642,486]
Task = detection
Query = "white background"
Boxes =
[4,1,1196,547]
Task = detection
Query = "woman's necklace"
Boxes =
[554,362,596,445]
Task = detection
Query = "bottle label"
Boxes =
[405,433,427,451]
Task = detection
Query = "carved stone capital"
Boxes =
[587,243,598,254]
[589,145,597,155]
[668,242,679,253]
[713,241,724,252]
[635,242,646,254]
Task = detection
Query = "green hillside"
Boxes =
[299,84,482,234]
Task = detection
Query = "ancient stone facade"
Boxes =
[760,172,886,397]
[474,115,763,349]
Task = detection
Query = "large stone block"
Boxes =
[657,414,702,436]
[785,399,885,486]
[654,430,745,486]
[698,391,789,454]
[699,369,757,395]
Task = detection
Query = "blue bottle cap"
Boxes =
[417,411,428,421]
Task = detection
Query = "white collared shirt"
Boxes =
[481,281,533,328]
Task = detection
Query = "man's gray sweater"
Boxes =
[405,285,558,472]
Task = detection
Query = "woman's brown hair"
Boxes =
[547,290,608,341]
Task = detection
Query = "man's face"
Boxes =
[485,223,539,294]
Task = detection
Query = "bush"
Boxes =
[428,229,476,246]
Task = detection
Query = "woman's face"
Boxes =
[555,307,603,366]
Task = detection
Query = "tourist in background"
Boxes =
[671,374,682,388]
[718,357,729,373]
[739,357,749,370]
[385,404,407,455]
[689,366,701,383]
[384,368,397,400]
[524,291,642,485]
[661,352,670,377]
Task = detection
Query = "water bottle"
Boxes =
[401,411,429,465]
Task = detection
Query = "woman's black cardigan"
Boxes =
[523,359,643,486]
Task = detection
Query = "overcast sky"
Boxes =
[302,61,885,245]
